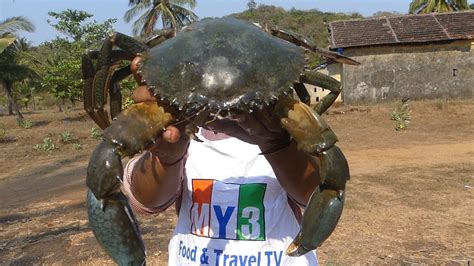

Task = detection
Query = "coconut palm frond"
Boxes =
[124,2,152,23]
[0,16,35,35]
[126,0,197,36]
[0,64,39,82]
[171,0,197,9]
[0,36,16,54]
[409,0,469,13]
[171,5,198,24]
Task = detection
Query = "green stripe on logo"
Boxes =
[236,183,266,240]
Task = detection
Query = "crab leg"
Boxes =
[273,96,350,256]
[83,33,149,129]
[300,71,342,115]
[266,27,360,66]
[293,82,311,105]
[86,102,174,265]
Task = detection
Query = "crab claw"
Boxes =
[286,146,349,256]
[86,102,174,264]
[273,96,349,256]
[274,96,338,155]
[87,190,146,265]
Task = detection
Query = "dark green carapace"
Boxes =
[140,17,305,112]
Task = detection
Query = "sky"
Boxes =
[1,0,473,45]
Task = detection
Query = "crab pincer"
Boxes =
[86,102,174,265]
[273,97,350,256]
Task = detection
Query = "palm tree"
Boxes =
[0,38,38,120]
[409,0,469,14]
[0,16,34,53]
[124,0,198,36]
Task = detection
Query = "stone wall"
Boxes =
[336,40,474,103]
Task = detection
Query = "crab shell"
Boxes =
[139,17,306,114]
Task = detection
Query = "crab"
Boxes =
[82,17,357,265]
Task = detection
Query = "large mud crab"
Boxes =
[82,17,357,265]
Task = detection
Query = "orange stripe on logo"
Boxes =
[192,179,213,204]
[191,179,214,236]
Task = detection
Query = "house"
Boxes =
[327,11,474,103]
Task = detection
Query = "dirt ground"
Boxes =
[0,99,473,265]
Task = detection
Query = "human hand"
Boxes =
[205,108,290,151]
[132,85,190,164]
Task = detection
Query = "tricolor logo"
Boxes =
[190,179,266,241]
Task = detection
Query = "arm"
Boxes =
[123,86,189,212]
[259,141,320,205]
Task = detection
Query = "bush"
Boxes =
[72,143,82,150]
[18,119,33,129]
[61,131,74,143]
[390,100,411,131]
[34,137,57,152]
[90,127,102,139]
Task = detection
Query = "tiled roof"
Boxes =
[329,11,474,48]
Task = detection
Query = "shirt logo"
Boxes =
[190,179,266,241]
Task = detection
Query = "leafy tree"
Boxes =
[409,0,469,14]
[47,9,116,46]
[39,40,83,111]
[234,5,363,67]
[124,0,198,36]
[247,0,257,11]
[470,3,474,9]
[37,10,116,111]
[372,11,403,17]
[0,16,34,53]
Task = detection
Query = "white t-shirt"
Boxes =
[168,131,318,265]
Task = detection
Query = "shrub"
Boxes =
[61,131,74,144]
[390,100,411,131]
[18,119,33,129]
[90,127,102,139]
[34,137,57,152]
[73,143,82,150]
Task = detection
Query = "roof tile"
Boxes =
[330,11,474,48]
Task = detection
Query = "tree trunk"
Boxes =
[8,101,13,115]
[31,87,36,111]
[2,80,24,119]
[57,98,66,112]
[70,98,76,107]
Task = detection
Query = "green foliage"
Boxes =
[39,40,83,104]
[247,0,257,11]
[47,9,116,46]
[18,119,33,129]
[125,0,198,36]
[73,143,82,150]
[27,9,117,109]
[122,96,135,110]
[0,34,39,119]
[34,137,57,152]
[120,77,137,109]
[90,127,102,139]
[61,131,74,143]
[409,0,469,13]
[233,5,363,67]
[0,16,35,53]
[391,101,412,131]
